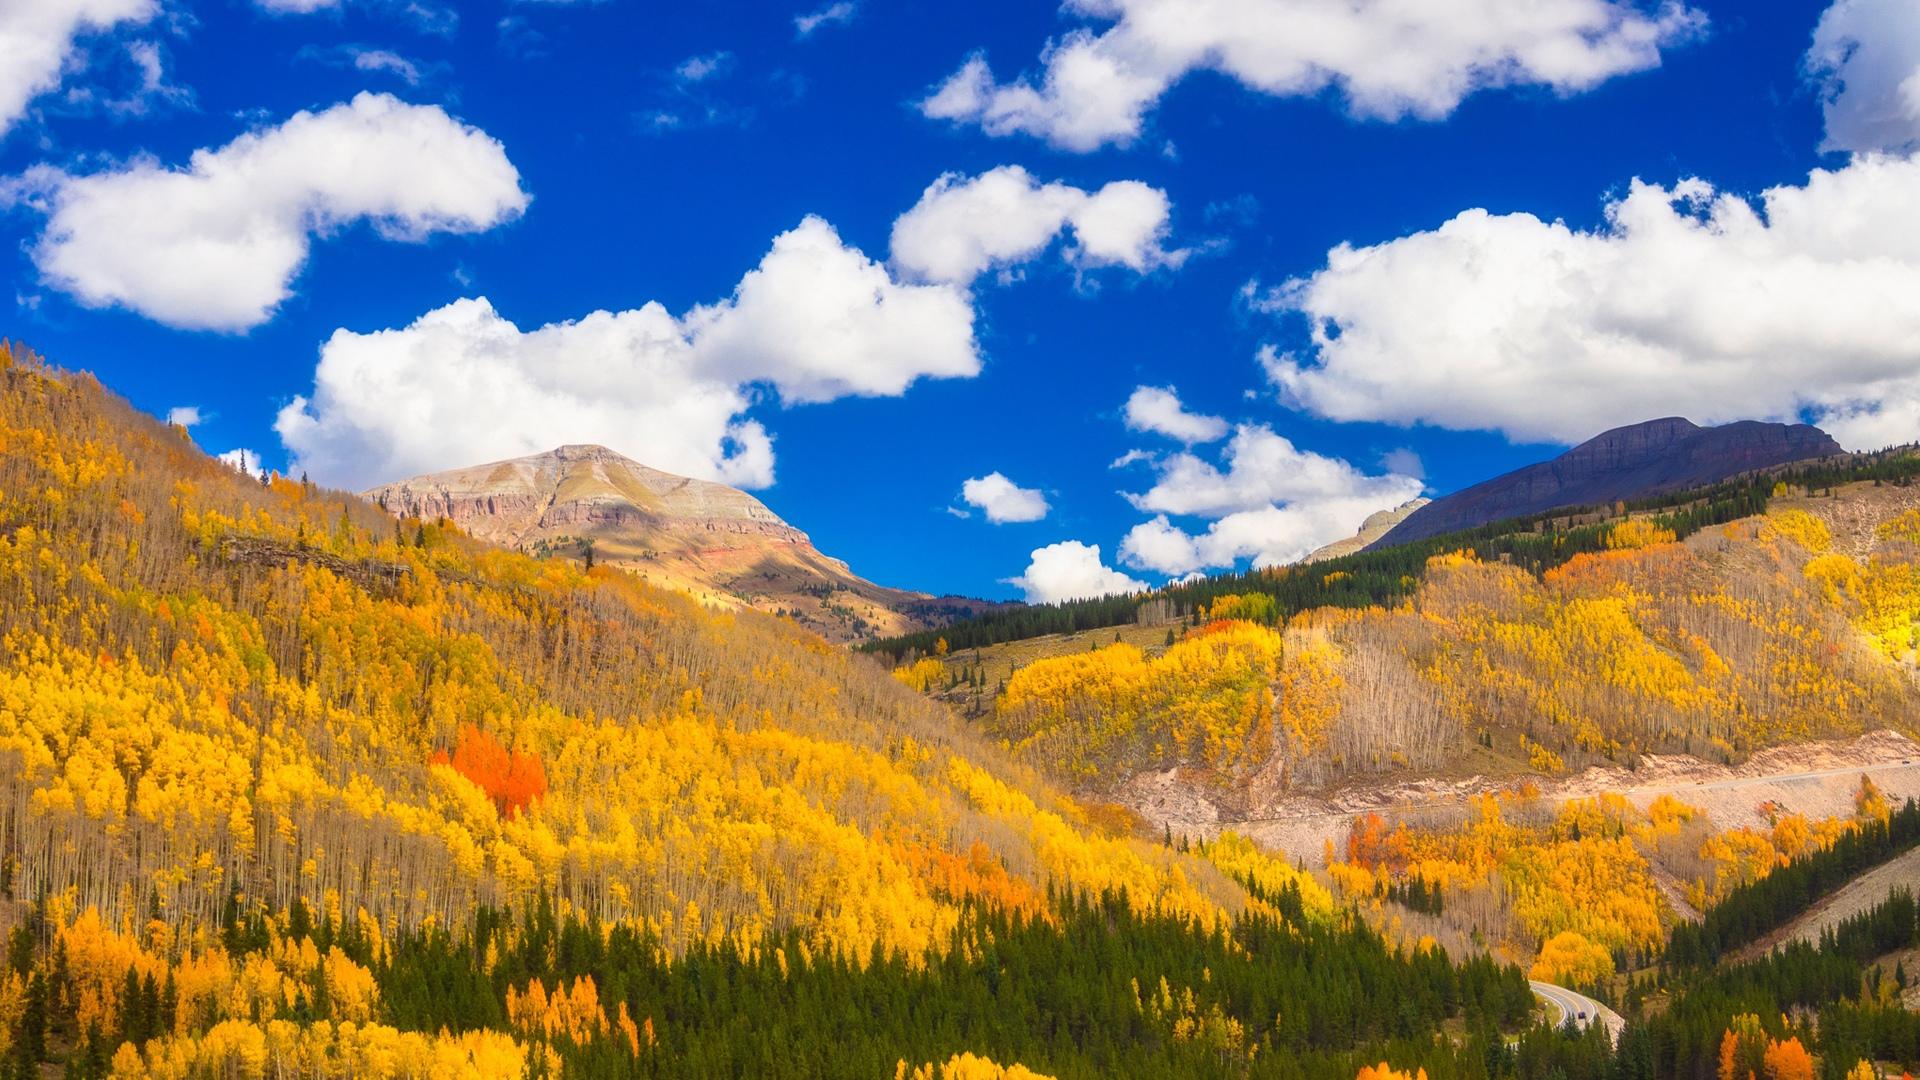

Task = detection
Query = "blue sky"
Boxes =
[3,0,1917,603]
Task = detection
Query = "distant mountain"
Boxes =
[1372,418,1844,548]
[1302,498,1430,563]
[365,445,1000,642]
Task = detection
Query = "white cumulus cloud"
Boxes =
[921,0,1705,151]
[277,216,978,491]
[1127,424,1421,518]
[276,298,771,493]
[1123,385,1225,443]
[1259,155,1920,452]
[1117,424,1424,575]
[960,472,1050,523]
[166,405,203,427]
[890,165,1182,286]
[684,216,979,404]
[1120,498,1415,576]
[1008,541,1144,603]
[13,92,527,332]
[1807,0,1920,154]
[0,0,157,136]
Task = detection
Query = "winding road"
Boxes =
[1530,980,1624,1044]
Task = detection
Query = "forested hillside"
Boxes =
[869,452,1920,662]
[1328,780,1908,981]
[0,347,1611,1077]
[921,491,1920,801]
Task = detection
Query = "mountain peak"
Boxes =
[544,443,644,464]
[364,447,998,643]
[367,446,796,548]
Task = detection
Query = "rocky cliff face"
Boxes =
[1374,418,1844,547]
[366,445,998,643]
[1303,498,1431,563]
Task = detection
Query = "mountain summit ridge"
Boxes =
[369,444,805,546]
[365,445,993,642]
[1373,417,1844,548]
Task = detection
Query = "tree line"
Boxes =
[0,883,1637,1079]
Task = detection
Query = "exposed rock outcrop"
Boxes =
[1303,498,1431,563]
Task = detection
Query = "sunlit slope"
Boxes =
[952,490,1920,794]
[0,345,1274,959]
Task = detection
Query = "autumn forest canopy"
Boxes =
[1,343,1917,1080]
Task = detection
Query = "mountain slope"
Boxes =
[365,444,998,643]
[951,479,1920,808]
[1374,418,1843,547]
[0,345,1257,963]
[6,344,1592,1079]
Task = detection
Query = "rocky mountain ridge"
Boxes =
[1374,418,1844,547]
[366,445,997,642]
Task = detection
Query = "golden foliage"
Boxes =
[107,1019,528,1079]
[895,1053,1058,1080]
[1200,833,1337,922]
[59,907,168,1035]
[1762,1036,1815,1080]
[1277,634,1343,752]
[892,657,949,693]
[1530,931,1613,986]
[1523,736,1566,774]
[0,350,1254,974]
[1766,510,1833,554]
[1719,1012,1770,1080]
[1804,551,1920,662]
[1878,509,1920,546]
[995,620,1287,780]
[1355,1064,1429,1080]
[0,974,24,1059]
[1606,519,1678,550]
[1208,593,1278,624]
[1345,782,1882,974]
[1333,793,1670,967]
[506,976,617,1047]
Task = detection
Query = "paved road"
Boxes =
[1530,980,1625,1044]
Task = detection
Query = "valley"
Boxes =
[11,0,1920,1075]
